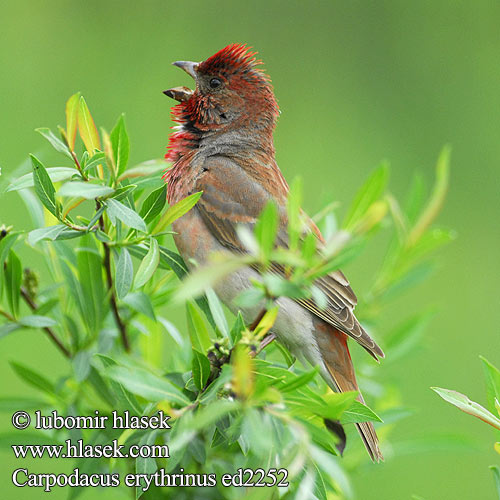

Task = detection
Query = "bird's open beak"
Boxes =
[164,61,199,102]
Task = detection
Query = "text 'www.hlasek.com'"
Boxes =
[10,410,289,492]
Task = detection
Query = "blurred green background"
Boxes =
[1,1,499,499]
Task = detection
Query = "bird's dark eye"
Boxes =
[209,78,222,89]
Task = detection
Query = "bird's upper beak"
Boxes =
[164,61,199,102]
[172,60,199,79]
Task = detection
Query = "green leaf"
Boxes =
[58,181,114,199]
[115,248,133,299]
[93,354,142,415]
[313,462,328,500]
[27,225,65,246]
[35,128,72,158]
[110,115,130,178]
[104,365,190,406]
[206,288,229,338]
[192,349,211,390]
[480,356,500,414]
[255,201,278,260]
[0,233,18,266]
[18,315,57,328]
[10,361,56,397]
[341,400,383,424]
[106,198,147,232]
[77,236,105,333]
[65,92,80,150]
[118,159,166,182]
[0,397,49,412]
[0,323,22,339]
[229,312,246,346]
[8,167,77,192]
[73,350,92,382]
[279,367,319,393]
[153,191,203,234]
[77,96,101,155]
[175,254,252,302]
[343,162,389,230]
[186,301,212,353]
[408,145,451,244]
[134,238,159,289]
[30,154,58,217]
[110,184,136,201]
[140,185,167,224]
[432,387,500,430]
[491,466,500,500]
[4,250,22,318]
[122,292,156,320]
[27,225,81,246]
[82,151,106,173]
[136,430,158,499]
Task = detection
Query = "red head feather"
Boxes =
[164,44,279,167]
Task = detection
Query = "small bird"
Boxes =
[163,44,384,462]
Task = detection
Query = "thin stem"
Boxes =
[97,202,130,352]
[249,308,267,331]
[20,287,71,359]
[0,308,15,321]
[71,151,88,180]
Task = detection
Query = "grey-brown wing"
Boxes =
[195,155,384,359]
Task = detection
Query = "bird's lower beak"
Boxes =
[164,60,199,102]
[172,60,199,79]
[163,86,194,102]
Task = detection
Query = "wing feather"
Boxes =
[195,155,384,359]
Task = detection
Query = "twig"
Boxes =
[249,308,267,331]
[20,287,71,359]
[97,202,130,352]
[251,333,276,358]
[0,308,15,321]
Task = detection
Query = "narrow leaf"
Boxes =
[65,92,80,150]
[30,154,58,217]
[255,201,278,260]
[5,250,22,318]
[343,163,389,230]
[18,315,57,328]
[153,191,202,234]
[107,199,147,232]
[140,185,167,224]
[7,167,77,192]
[115,248,133,299]
[206,288,229,338]
[192,350,211,390]
[10,361,56,396]
[432,387,500,430]
[58,181,114,199]
[77,96,101,156]
[134,238,160,289]
[104,365,190,406]
[186,301,212,353]
[110,115,130,177]
[480,356,500,414]
[35,128,72,158]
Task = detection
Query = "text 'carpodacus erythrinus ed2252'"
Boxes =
[163,44,384,462]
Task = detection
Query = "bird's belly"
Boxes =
[214,266,323,367]
[173,209,323,367]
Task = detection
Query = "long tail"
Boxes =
[313,321,384,462]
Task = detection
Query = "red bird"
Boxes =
[164,44,384,462]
